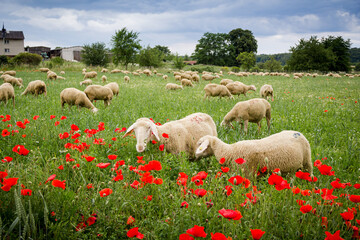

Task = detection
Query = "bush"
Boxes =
[0,55,8,66]
[190,66,215,73]
[173,54,185,70]
[250,66,261,72]
[355,63,360,71]
[10,52,42,66]
[231,66,240,72]
[51,57,65,66]
[220,67,229,73]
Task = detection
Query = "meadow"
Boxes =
[0,65,359,240]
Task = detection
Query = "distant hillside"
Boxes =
[350,47,360,63]
[256,53,291,65]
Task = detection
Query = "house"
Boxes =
[25,46,51,58]
[0,24,25,57]
[50,46,83,62]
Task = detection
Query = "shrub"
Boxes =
[190,66,215,73]
[250,66,261,72]
[173,54,185,70]
[51,57,65,66]
[0,55,8,66]
[10,52,42,66]
[231,66,240,72]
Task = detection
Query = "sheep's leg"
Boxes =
[257,122,261,132]
[203,94,207,100]
[104,100,108,108]
[266,111,271,131]
[243,120,248,134]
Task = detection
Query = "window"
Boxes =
[4,40,9,44]
[5,49,10,53]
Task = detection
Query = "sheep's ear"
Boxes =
[196,139,210,154]
[149,122,160,141]
[123,123,135,138]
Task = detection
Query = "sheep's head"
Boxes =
[123,118,160,153]
[195,136,214,160]
[249,85,256,91]
[92,108,99,114]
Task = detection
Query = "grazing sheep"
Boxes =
[260,84,274,101]
[191,74,200,82]
[175,75,181,81]
[165,83,183,90]
[221,98,271,133]
[143,69,152,76]
[123,112,217,159]
[181,79,194,87]
[1,74,23,88]
[195,130,313,178]
[163,75,168,80]
[47,71,57,80]
[124,76,130,83]
[226,82,256,97]
[0,83,15,107]
[204,83,233,99]
[83,71,97,80]
[80,79,93,86]
[132,72,140,76]
[111,69,121,74]
[201,74,217,81]
[39,68,50,72]
[60,71,65,75]
[101,68,109,73]
[21,80,47,96]
[4,70,16,76]
[84,85,113,107]
[56,76,66,80]
[60,88,98,113]
[101,75,107,83]
[104,82,119,96]
[220,79,234,86]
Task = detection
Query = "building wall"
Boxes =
[61,46,83,61]
[0,39,25,56]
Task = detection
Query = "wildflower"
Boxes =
[45,174,56,184]
[318,164,335,176]
[1,177,19,191]
[60,116,67,120]
[1,156,13,163]
[194,189,207,197]
[228,176,243,185]
[210,232,231,240]
[1,129,10,137]
[250,229,266,240]
[127,227,144,239]
[218,209,242,220]
[130,180,140,189]
[186,225,207,238]
[300,204,313,214]
[321,188,338,200]
[33,115,39,120]
[145,195,152,201]
[20,189,32,196]
[340,210,354,221]
[349,195,360,203]
[324,110,328,112]
[179,234,195,240]
[108,154,117,160]
[71,124,79,131]
[99,188,113,197]
[96,163,111,169]
[12,145,29,156]
[181,201,189,208]
[324,230,344,240]
[219,157,226,164]
[87,184,93,189]
[235,158,246,165]
[127,216,135,225]
[50,115,56,119]
[159,144,165,151]
[221,167,230,173]
[321,217,328,229]
[162,133,169,138]
[54,121,60,126]
[52,180,66,190]
[224,185,233,196]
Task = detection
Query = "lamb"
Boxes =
[83,71,97,80]
[4,70,16,76]
[84,85,113,107]
[0,83,15,107]
[60,88,98,113]
[220,79,234,86]
[226,82,256,96]
[165,83,183,90]
[195,130,313,178]
[260,84,274,101]
[204,83,233,99]
[221,98,271,133]
[21,80,47,96]
[124,76,130,83]
[80,79,93,86]
[1,74,23,88]
[101,75,107,83]
[181,79,194,87]
[201,74,217,81]
[123,112,217,159]
[104,82,119,96]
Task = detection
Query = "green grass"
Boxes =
[0,67,359,239]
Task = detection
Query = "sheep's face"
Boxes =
[195,136,213,160]
[250,85,256,91]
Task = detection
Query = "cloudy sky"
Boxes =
[1,0,359,55]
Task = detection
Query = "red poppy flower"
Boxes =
[295,171,312,181]
[96,163,111,169]
[12,145,29,156]
[159,144,165,151]
[1,156,13,163]
[210,232,229,240]
[228,176,243,185]
[1,129,10,137]
[60,116,67,120]
[318,164,335,176]
[250,229,265,240]
[45,174,56,184]
[321,188,338,200]
[186,225,207,238]
[146,160,162,171]
[1,177,19,191]
[127,227,144,239]
[0,170,8,180]
[75,222,86,231]
[300,204,313,214]
[179,234,195,240]
[218,209,242,220]
[349,195,360,203]
[71,124,79,131]
[86,216,96,226]
[224,185,233,196]
[145,195,152,201]
[87,184,93,189]
[108,154,117,160]
[33,115,39,120]
[324,230,344,240]
[219,157,226,164]
[83,155,95,162]
[115,127,127,133]
[340,211,354,221]
[130,180,140,189]
[99,188,113,197]
[21,189,32,196]
[154,178,163,185]
[321,217,328,229]
[195,189,207,197]
[127,216,135,225]
[181,201,189,208]
[54,121,60,126]
[235,158,246,165]
[324,110,328,112]
[71,133,81,139]
[50,115,56,119]
[221,167,230,173]
[162,133,169,138]
[52,179,66,190]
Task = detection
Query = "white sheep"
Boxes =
[84,85,113,107]
[220,79,234,86]
[47,71,57,80]
[124,76,130,83]
[260,84,274,101]
[1,74,23,88]
[83,71,97,80]
[123,112,217,159]
[165,83,183,90]
[111,69,121,74]
[39,68,50,73]
[181,79,194,87]
[80,79,93,86]
[60,88,98,113]
[60,71,65,75]
[226,81,256,97]
[143,69,152,76]
[175,75,181,81]
[56,76,66,80]
[191,74,200,82]
[101,68,109,73]
[195,130,313,178]
[3,70,16,76]
[21,80,47,96]
[201,74,217,81]
[0,83,15,107]
[204,83,233,99]
[163,75,168,80]
[104,82,119,96]
[221,98,271,133]
[101,75,107,83]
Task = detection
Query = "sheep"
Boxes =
[60,88,98,113]
[101,75,107,83]
[175,75,181,81]
[163,75,168,80]
[132,72,140,76]
[226,81,256,97]
[47,71,57,80]
[181,79,194,87]
[83,71,97,80]
[191,74,200,82]
[124,76,130,83]
[56,76,66,80]
[195,130,313,178]
[201,74,217,81]
[1,74,23,88]
[104,82,119,96]
[4,70,16,76]
[80,79,93,86]
[220,79,234,86]
[111,69,121,74]
[0,83,15,107]
[84,85,113,107]
[204,83,233,99]
[143,69,152,76]
[123,112,217,159]
[260,84,274,101]
[101,68,109,73]
[221,98,271,134]
[165,83,183,90]
[60,71,65,75]
[39,68,50,72]
[21,80,47,96]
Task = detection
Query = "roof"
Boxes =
[0,31,25,40]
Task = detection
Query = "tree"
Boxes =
[322,36,351,72]
[138,46,164,68]
[173,54,185,69]
[81,42,109,67]
[236,52,255,71]
[350,47,360,63]
[153,45,172,61]
[111,27,141,69]
[355,63,360,71]
[192,32,233,66]
[264,57,283,72]
[229,28,258,62]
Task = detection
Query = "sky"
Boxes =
[1,0,359,55]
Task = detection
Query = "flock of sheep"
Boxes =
[1,67,353,178]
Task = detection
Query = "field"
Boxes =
[0,66,359,240]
